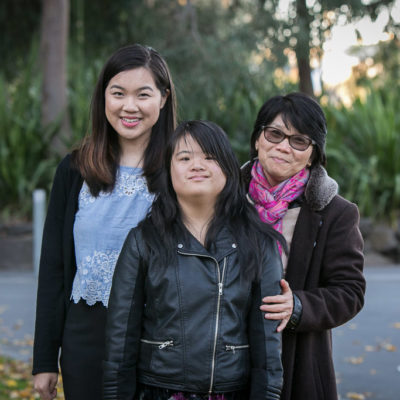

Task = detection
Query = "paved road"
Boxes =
[0,266,399,399]
[333,266,400,400]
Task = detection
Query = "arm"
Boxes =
[294,202,365,332]
[33,156,73,375]
[103,229,146,400]
[248,239,283,400]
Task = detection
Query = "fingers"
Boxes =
[262,309,291,320]
[276,318,289,332]
[280,279,291,294]
[33,373,58,400]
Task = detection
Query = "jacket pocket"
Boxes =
[140,339,174,349]
[225,344,250,354]
[215,343,250,385]
[138,338,182,380]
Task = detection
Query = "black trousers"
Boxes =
[60,300,107,400]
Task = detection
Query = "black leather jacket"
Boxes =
[103,226,283,399]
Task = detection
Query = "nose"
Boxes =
[275,137,291,152]
[190,156,205,170]
[122,96,139,112]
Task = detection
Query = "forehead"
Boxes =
[107,67,156,88]
[174,134,203,153]
[269,114,304,136]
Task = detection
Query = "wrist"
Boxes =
[286,293,302,331]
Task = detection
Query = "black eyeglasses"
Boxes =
[261,126,315,151]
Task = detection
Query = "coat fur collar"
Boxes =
[242,160,338,212]
[304,165,338,211]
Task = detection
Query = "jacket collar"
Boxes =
[176,226,237,262]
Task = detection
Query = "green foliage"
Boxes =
[325,87,400,221]
[0,45,59,220]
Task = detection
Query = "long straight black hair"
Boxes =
[73,44,177,195]
[140,120,286,280]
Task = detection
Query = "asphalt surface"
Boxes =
[0,265,399,399]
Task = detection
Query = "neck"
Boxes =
[178,197,215,245]
[119,138,148,168]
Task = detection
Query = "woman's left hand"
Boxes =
[260,279,293,332]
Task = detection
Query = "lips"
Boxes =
[121,117,140,128]
[271,156,289,163]
[188,175,209,181]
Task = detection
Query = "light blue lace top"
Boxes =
[71,166,154,307]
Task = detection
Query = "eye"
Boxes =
[205,154,216,160]
[111,91,124,97]
[268,128,284,139]
[291,135,310,146]
[138,92,151,98]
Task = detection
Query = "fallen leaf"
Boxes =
[346,356,364,365]
[6,378,18,387]
[393,322,400,329]
[346,392,365,400]
[382,342,397,352]
[364,345,376,352]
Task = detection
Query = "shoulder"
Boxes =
[321,194,360,220]
[304,166,338,211]
[55,153,80,179]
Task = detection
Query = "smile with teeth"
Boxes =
[122,117,139,122]
[121,117,140,127]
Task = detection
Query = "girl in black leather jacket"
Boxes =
[103,120,285,400]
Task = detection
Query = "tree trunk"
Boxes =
[295,0,314,97]
[40,0,70,154]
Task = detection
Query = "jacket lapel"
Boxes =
[285,203,321,289]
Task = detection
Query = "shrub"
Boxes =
[325,87,400,222]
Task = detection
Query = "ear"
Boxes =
[160,88,170,109]
[255,139,259,152]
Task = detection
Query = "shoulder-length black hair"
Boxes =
[73,44,177,195]
[141,120,285,280]
[250,92,327,167]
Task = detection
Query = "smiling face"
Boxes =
[255,114,313,186]
[170,134,227,205]
[105,67,168,150]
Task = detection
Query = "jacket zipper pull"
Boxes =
[159,340,173,349]
[218,282,223,296]
[226,345,236,354]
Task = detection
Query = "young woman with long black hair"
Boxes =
[33,44,177,400]
[103,120,284,400]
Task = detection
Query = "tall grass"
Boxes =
[325,87,400,222]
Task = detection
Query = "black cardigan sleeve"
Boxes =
[248,238,283,400]
[32,155,78,374]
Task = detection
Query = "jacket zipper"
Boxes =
[177,250,228,394]
[225,344,250,354]
[140,339,174,349]
[209,257,226,394]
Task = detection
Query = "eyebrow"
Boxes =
[108,85,155,91]
[175,150,192,156]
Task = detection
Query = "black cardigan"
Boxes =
[33,154,83,374]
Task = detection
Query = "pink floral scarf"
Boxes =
[249,160,309,252]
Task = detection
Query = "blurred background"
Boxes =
[0,0,399,398]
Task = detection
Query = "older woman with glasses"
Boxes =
[242,92,366,400]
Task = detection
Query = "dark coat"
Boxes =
[103,226,283,400]
[32,155,83,374]
[243,162,366,400]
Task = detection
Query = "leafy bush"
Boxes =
[325,87,400,222]
[0,46,58,220]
